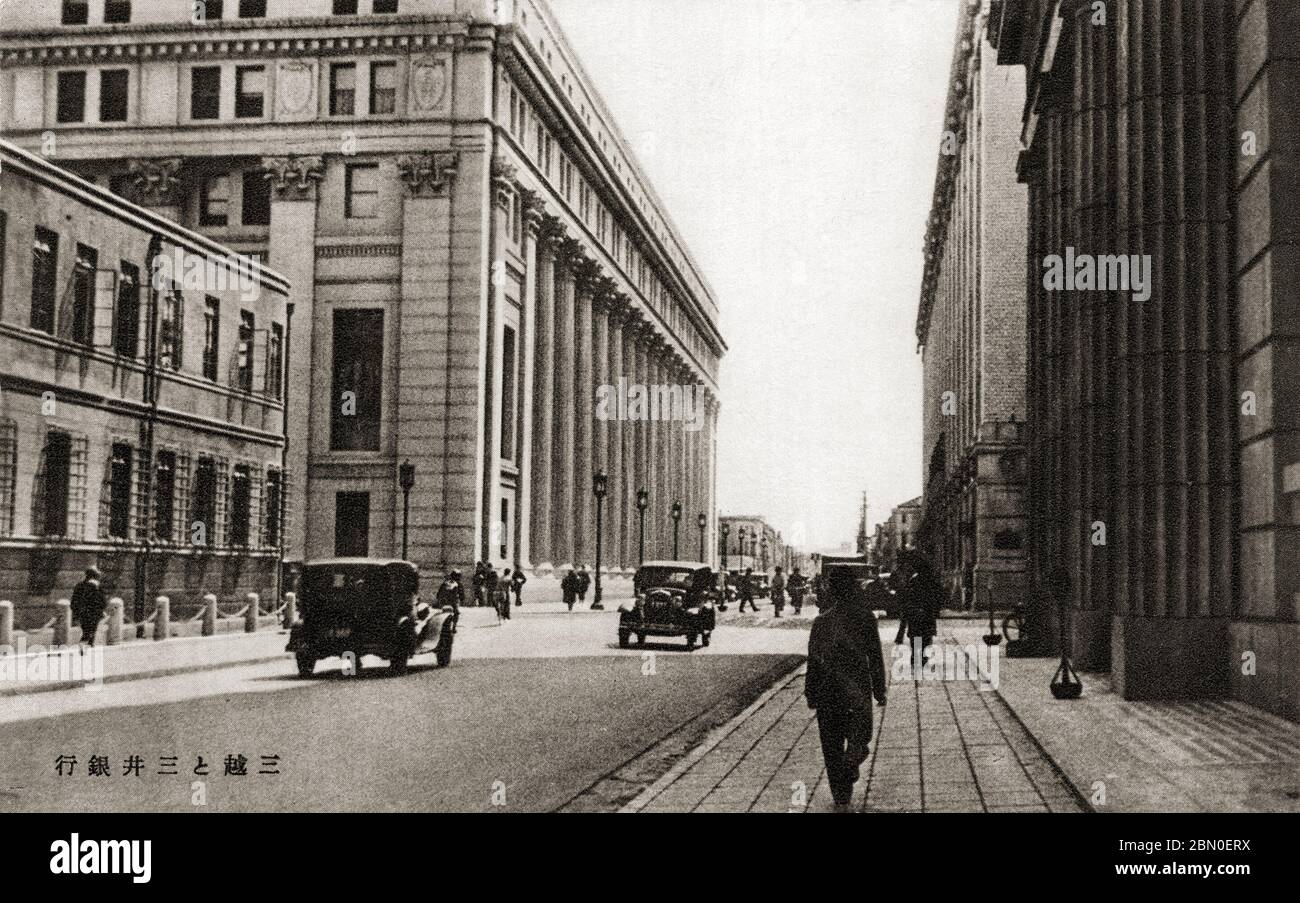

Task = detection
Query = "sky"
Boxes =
[550,0,960,551]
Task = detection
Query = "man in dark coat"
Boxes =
[511,566,527,607]
[806,568,887,810]
[561,569,580,611]
[893,552,943,666]
[471,561,487,607]
[71,567,106,647]
[738,567,758,613]
[436,569,464,629]
[576,567,591,605]
[788,567,808,615]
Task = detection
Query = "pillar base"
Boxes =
[1112,614,1229,701]
[1229,620,1300,722]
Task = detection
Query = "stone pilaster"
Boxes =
[484,156,515,567]
[605,294,628,571]
[552,237,579,571]
[517,191,544,570]
[529,216,561,575]
[572,256,598,568]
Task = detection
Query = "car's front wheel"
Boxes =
[295,649,316,679]
[702,632,711,647]
[389,655,409,676]
[685,633,697,650]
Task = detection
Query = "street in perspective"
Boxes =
[0,2,1293,881]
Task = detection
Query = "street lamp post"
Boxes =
[671,501,682,560]
[697,513,707,563]
[399,459,416,561]
[593,470,607,610]
[720,521,730,570]
[637,488,649,563]
[738,527,747,569]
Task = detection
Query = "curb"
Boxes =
[620,660,807,813]
[0,632,292,698]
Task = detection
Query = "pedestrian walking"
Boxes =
[770,566,787,618]
[894,551,943,667]
[472,561,487,607]
[576,567,591,605]
[561,569,580,611]
[738,567,758,613]
[805,568,887,811]
[70,566,106,647]
[788,567,808,615]
[511,566,527,607]
[436,569,464,629]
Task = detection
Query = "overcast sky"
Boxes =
[551,0,960,551]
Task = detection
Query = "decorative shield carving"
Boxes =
[410,57,448,112]
[276,61,316,116]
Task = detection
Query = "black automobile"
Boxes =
[620,561,718,649]
[287,559,456,677]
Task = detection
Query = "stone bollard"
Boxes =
[245,592,259,633]
[282,592,297,629]
[153,596,170,641]
[53,599,73,646]
[105,598,124,646]
[202,593,218,637]
[0,600,12,649]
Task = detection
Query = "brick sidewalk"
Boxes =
[626,635,1086,813]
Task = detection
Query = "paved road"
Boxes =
[0,610,804,812]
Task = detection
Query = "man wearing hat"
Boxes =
[71,566,107,647]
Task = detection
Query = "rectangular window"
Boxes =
[333,0,358,12]
[238,0,266,16]
[236,310,254,391]
[500,325,516,461]
[200,174,230,226]
[264,468,282,546]
[71,243,97,346]
[499,498,508,560]
[61,1,89,25]
[57,71,87,124]
[374,0,399,14]
[344,163,378,219]
[0,420,16,538]
[99,69,128,122]
[31,227,58,333]
[155,451,175,542]
[41,431,72,537]
[334,492,370,557]
[200,0,224,20]
[104,0,131,24]
[202,296,220,380]
[190,66,221,120]
[267,322,284,399]
[330,63,356,116]
[331,309,384,451]
[235,66,265,118]
[229,464,251,546]
[192,457,217,546]
[159,288,183,371]
[0,211,6,310]
[370,61,396,115]
[241,170,270,226]
[108,442,132,539]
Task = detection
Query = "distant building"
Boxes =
[872,498,921,574]
[718,514,796,573]
[915,0,1027,612]
[0,138,290,627]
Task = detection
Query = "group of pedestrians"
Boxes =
[560,567,594,611]
[734,565,809,616]
[470,561,527,619]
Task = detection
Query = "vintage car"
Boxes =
[287,559,456,678]
[620,561,718,649]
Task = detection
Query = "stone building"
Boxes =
[0,137,290,627]
[916,0,1027,613]
[718,515,787,573]
[993,0,1300,718]
[873,496,922,574]
[0,0,725,590]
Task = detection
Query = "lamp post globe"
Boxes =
[636,488,649,563]
[671,501,682,560]
[697,513,707,563]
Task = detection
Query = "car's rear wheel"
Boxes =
[618,629,630,649]
[702,632,711,647]
[295,650,316,678]
[389,655,409,676]
[436,627,454,667]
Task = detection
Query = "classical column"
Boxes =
[484,157,515,567]
[633,320,652,562]
[260,154,324,567]
[605,294,627,572]
[591,279,613,575]
[622,311,643,568]
[393,151,459,576]
[529,216,560,575]
[572,258,598,568]
[517,192,544,570]
[552,239,579,571]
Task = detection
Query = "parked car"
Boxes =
[287,558,456,677]
[621,561,718,649]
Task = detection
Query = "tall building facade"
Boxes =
[0,138,290,627]
[0,0,725,589]
[993,0,1300,718]
[916,0,1028,613]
